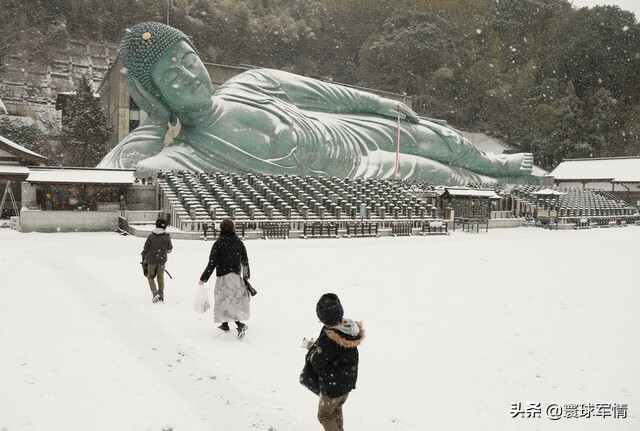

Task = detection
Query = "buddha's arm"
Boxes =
[97,120,167,170]
[229,69,419,123]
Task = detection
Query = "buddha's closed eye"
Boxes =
[182,52,198,68]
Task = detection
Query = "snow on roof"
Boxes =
[550,157,640,182]
[531,165,547,177]
[442,187,502,199]
[0,134,47,162]
[532,188,566,196]
[0,165,31,175]
[26,167,136,184]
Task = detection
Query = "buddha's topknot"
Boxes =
[120,22,198,97]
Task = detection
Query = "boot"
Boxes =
[236,321,248,340]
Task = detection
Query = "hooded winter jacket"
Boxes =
[142,228,173,265]
[309,319,365,398]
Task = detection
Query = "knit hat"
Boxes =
[316,293,344,325]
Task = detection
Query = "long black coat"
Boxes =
[309,320,364,398]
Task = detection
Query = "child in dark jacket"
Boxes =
[141,218,173,303]
[305,293,365,431]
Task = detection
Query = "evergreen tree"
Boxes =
[545,82,591,167]
[587,87,621,157]
[358,6,459,95]
[622,105,640,156]
[58,76,111,167]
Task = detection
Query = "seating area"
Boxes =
[509,185,639,227]
[145,171,640,237]
[158,171,441,232]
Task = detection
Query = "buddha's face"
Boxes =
[152,40,214,111]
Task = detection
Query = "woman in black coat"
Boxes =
[198,219,250,339]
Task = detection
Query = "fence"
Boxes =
[261,222,290,239]
[345,221,379,237]
[302,221,339,238]
[391,221,413,236]
[421,219,448,235]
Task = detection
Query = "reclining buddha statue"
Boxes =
[98,22,535,186]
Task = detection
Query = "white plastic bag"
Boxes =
[193,284,211,313]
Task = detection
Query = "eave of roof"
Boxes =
[441,187,502,199]
[550,157,640,182]
[0,134,48,164]
[26,167,135,184]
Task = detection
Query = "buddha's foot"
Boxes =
[505,152,534,176]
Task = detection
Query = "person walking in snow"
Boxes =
[141,218,173,303]
[305,293,364,431]
[198,218,250,339]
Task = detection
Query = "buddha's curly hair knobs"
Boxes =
[120,21,198,98]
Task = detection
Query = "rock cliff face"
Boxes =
[0,39,117,134]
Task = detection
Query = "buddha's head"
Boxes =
[120,22,214,113]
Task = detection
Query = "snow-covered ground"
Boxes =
[0,226,638,431]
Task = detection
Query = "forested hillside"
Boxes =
[2,0,639,170]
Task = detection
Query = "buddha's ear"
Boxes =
[169,112,178,127]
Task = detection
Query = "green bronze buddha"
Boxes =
[98,21,536,185]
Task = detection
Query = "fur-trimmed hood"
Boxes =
[324,319,364,348]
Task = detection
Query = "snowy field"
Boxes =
[0,226,638,431]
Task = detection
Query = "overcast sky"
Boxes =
[570,0,640,20]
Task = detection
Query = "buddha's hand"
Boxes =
[98,130,166,170]
[378,98,420,124]
[124,72,171,124]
